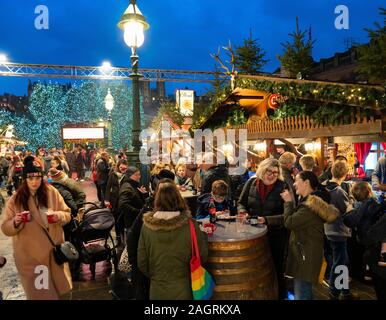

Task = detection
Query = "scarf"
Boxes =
[176,175,188,186]
[256,179,274,205]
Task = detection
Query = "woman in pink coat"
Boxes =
[1,156,72,300]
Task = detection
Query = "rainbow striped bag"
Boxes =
[189,220,215,300]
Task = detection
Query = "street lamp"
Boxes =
[104,88,114,152]
[118,0,149,166]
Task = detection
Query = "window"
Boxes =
[365,142,385,170]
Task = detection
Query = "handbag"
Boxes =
[118,246,132,274]
[189,220,215,300]
[41,225,79,265]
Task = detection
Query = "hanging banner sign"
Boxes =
[176,89,194,116]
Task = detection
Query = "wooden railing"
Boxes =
[232,111,383,139]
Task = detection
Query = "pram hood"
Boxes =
[80,208,115,232]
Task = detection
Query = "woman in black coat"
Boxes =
[238,158,288,300]
[118,167,148,232]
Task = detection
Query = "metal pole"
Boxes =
[130,52,141,155]
[108,111,113,152]
[127,49,150,187]
[126,48,142,168]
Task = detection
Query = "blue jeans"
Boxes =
[294,279,313,300]
[329,239,350,297]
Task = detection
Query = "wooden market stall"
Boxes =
[196,75,386,175]
[0,136,28,155]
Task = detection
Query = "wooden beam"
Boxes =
[334,134,386,143]
[237,74,385,90]
[240,120,383,140]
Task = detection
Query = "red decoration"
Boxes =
[268,94,288,108]
[354,142,372,177]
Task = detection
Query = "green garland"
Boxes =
[236,78,386,108]
[193,77,385,129]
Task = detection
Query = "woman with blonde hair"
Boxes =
[238,157,288,299]
[150,163,166,176]
[138,180,208,299]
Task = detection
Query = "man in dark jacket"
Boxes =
[105,160,128,245]
[64,148,76,178]
[75,145,86,181]
[96,152,110,204]
[117,166,148,231]
[279,152,297,206]
[52,182,78,216]
[200,152,232,196]
[49,168,86,210]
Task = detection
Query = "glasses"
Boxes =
[266,169,279,176]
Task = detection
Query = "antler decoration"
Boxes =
[210,41,238,91]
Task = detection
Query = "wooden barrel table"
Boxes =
[207,221,278,300]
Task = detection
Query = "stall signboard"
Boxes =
[176,89,194,116]
[62,127,105,140]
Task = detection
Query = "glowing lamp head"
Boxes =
[105,89,114,112]
[118,1,149,49]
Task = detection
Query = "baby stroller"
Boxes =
[70,202,119,280]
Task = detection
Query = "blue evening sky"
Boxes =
[0,0,383,96]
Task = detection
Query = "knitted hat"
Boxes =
[125,166,140,179]
[49,168,67,183]
[23,156,43,179]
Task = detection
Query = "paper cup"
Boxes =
[21,211,31,223]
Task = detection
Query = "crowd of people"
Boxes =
[0,145,385,301]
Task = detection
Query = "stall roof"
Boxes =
[197,88,269,129]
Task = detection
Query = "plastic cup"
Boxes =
[21,211,31,223]
[236,212,247,233]
[46,212,56,224]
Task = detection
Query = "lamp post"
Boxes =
[118,0,149,166]
[104,88,114,152]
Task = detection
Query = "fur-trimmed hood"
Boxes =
[303,195,338,223]
[143,210,192,231]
